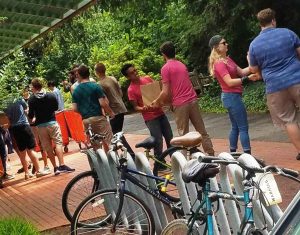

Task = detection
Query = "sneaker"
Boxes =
[58,165,75,173]
[296,153,300,160]
[3,173,15,180]
[36,170,51,178]
[17,163,32,174]
[43,166,51,174]
[25,173,34,180]
[54,167,60,176]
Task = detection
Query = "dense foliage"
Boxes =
[0,0,299,112]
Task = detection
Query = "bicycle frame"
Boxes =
[112,158,178,231]
[187,179,254,235]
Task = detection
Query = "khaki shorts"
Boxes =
[267,83,300,128]
[37,123,63,152]
[83,116,112,146]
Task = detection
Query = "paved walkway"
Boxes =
[0,112,299,232]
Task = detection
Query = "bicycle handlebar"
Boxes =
[198,156,299,178]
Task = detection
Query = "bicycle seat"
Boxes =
[170,132,202,148]
[135,136,156,150]
[182,159,219,186]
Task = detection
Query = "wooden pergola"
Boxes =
[0,0,96,60]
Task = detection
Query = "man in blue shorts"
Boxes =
[249,8,300,160]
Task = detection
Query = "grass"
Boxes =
[0,217,40,235]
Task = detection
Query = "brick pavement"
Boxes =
[0,135,299,232]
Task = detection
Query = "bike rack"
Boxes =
[269,190,300,235]
[135,152,168,234]
[171,151,220,234]
[171,151,286,235]
[219,152,283,234]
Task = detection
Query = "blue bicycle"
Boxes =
[161,155,299,235]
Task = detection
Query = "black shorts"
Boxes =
[10,125,36,151]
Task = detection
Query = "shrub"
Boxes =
[199,80,267,113]
[0,217,40,235]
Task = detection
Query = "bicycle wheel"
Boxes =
[161,219,199,235]
[62,170,99,222]
[71,189,155,235]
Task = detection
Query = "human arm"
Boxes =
[296,47,300,59]
[99,97,115,118]
[27,99,34,120]
[72,103,79,113]
[151,82,171,108]
[215,61,245,87]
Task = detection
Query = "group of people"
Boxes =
[53,7,300,175]
[1,8,299,189]
[70,45,215,172]
[208,8,300,160]
[0,79,75,188]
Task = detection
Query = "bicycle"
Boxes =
[70,132,202,234]
[135,132,203,202]
[161,155,300,235]
[62,129,202,222]
[61,125,105,222]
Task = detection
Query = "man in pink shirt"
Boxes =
[121,64,173,169]
[152,41,214,156]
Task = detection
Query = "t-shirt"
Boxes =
[161,59,197,106]
[4,99,29,127]
[72,81,105,119]
[127,76,164,121]
[98,76,127,115]
[28,92,58,126]
[213,57,243,93]
[249,27,300,94]
[53,87,64,111]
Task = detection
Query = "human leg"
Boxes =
[110,113,135,158]
[83,116,113,153]
[189,101,215,155]
[145,117,163,157]
[37,126,58,169]
[32,126,48,168]
[0,134,7,174]
[159,114,173,149]
[222,93,250,153]
[173,103,190,136]
[227,111,239,152]
[110,113,124,134]
[267,85,300,157]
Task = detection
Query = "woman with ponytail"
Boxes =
[208,35,258,154]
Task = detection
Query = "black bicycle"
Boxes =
[62,129,202,222]
[70,132,203,234]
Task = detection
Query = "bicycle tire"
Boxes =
[71,189,155,235]
[161,219,199,235]
[62,170,99,222]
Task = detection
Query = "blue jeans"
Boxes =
[145,114,173,158]
[221,93,251,152]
